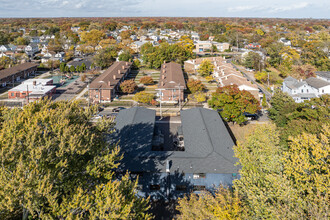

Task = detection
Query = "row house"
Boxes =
[157,62,186,103]
[184,56,226,73]
[0,62,38,87]
[89,61,132,103]
[8,79,56,102]
[194,41,230,53]
[0,44,16,53]
[282,76,330,103]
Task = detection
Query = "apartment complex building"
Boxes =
[89,61,132,103]
[157,62,186,103]
[0,62,38,87]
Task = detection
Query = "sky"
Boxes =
[0,0,329,18]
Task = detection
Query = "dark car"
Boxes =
[112,107,126,113]
[243,112,259,120]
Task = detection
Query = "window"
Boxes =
[22,93,26,96]
[11,93,14,97]
[193,185,206,191]
[95,95,99,98]
[322,89,324,93]
[193,173,206,179]
[175,185,187,191]
[150,185,160,190]
[307,89,309,93]
[301,89,303,93]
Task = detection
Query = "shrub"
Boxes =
[187,79,206,93]
[133,91,154,104]
[139,76,154,85]
[120,80,137,94]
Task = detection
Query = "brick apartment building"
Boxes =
[8,79,56,102]
[89,61,132,103]
[0,62,38,87]
[157,62,186,103]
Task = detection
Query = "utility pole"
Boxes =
[26,85,29,105]
[236,33,239,52]
[87,82,90,107]
[159,89,164,119]
[176,83,181,111]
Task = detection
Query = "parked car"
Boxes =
[112,107,126,113]
[243,112,259,120]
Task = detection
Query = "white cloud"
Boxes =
[228,2,310,14]
[0,0,328,18]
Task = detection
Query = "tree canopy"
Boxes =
[208,85,260,124]
[0,100,151,220]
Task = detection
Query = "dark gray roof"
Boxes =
[114,107,238,174]
[305,77,330,89]
[316,71,330,80]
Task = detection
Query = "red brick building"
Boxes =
[0,62,38,87]
[89,61,132,103]
[157,62,186,103]
[8,79,56,102]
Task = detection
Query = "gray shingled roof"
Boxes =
[114,107,238,174]
[316,71,330,80]
[305,77,330,89]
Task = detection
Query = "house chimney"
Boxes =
[162,75,165,79]
[129,59,131,62]
[108,81,111,86]
[118,70,121,74]
[163,60,166,64]
[125,62,128,65]
[163,69,166,73]
[113,75,116,80]
[163,64,166,69]
[161,82,164,86]
[33,80,36,86]
[122,65,125,70]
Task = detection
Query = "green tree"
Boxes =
[120,80,137,94]
[243,51,262,71]
[266,42,284,68]
[198,59,214,76]
[70,65,75,73]
[262,94,267,108]
[0,100,151,219]
[59,62,66,73]
[268,89,297,127]
[93,47,118,69]
[208,85,260,124]
[119,50,132,62]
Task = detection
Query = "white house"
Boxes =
[25,43,39,56]
[279,38,291,46]
[282,76,330,103]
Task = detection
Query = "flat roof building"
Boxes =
[8,78,56,101]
